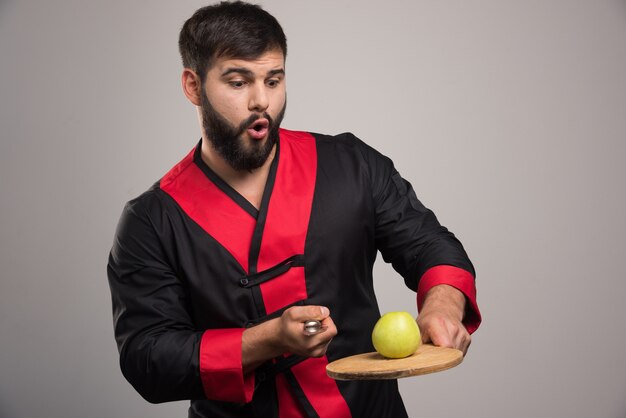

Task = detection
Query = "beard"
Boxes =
[200,90,286,171]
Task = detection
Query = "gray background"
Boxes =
[1,0,625,417]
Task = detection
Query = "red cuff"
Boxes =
[199,329,255,403]
[417,265,482,334]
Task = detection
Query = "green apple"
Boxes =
[371,311,421,359]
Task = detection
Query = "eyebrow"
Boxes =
[221,67,285,78]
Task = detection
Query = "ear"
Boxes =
[182,68,202,106]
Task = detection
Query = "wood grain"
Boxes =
[326,344,463,380]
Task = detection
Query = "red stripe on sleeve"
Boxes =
[417,265,482,334]
[199,329,255,403]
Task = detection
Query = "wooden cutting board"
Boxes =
[326,344,463,380]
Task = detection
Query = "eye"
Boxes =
[229,80,247,88]
[266,79,281,88]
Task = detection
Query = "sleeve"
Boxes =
[417,266,481,334]
[107,194,254,404]
[355,137,482,332]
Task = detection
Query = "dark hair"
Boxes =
[179,1,287,81]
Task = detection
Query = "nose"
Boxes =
[248,83,269,113]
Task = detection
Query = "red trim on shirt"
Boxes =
[261,268,309,315]
[160,148,255,272]
[199,329,254,403]
[291,357,353,418]
[258,130,316,312]
[276,373,307,418]
[417,265,482,334]
[258,130,352,417]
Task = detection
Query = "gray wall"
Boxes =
[1,1,625,417]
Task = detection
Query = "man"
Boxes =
[107,2,481,417]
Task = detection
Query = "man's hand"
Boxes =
[242,305,336,374]
[276,305,337,358]
[417,284,471,355]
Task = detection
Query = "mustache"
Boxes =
[235,112,275,135]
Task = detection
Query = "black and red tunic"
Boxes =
[107,129,481,417]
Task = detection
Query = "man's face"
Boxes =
[200,50,287,171]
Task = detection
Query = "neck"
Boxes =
[200,138,276,210]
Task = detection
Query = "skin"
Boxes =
[181,49,287,209]
[417,285,471,355]
[181,50,470,376]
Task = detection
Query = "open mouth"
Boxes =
[247,119,269,139]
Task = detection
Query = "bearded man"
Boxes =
[107,2,481,417]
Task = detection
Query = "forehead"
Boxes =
[209,49,285,75]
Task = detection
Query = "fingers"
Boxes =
[418,315,471,355]
[279,306,337,358]
[285,305,330,322]
[306,315,337,357]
